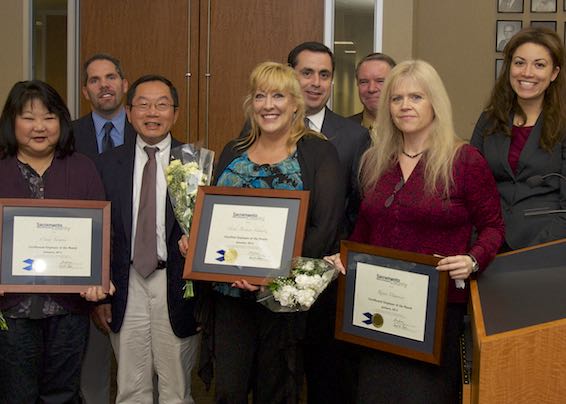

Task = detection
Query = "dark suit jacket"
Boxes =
[72,112,136,160]
[348,111,363,125]
[320,108,370,239]
[471,112,566,249]
[96,138,198,337]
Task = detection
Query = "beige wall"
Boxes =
[0,0,26,107]
[383,0,414,63]
[413,0,495,139]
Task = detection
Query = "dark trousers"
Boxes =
[303,281,359,404]
[356,303,466,404]
[0,313,90,404]
[213,293,304,404]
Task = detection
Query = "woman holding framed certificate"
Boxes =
[0,80,110,403]
[329,60,505,403]
[204,62,343,403]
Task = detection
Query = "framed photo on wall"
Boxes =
[496,20,522,52]
[498,0,523,13]
[531,0,557,12]
[530,20,557,31]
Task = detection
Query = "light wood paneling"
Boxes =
[197,0,324,154]
[79,0,189,140]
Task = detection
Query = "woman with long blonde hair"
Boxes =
[329,60,504,403]
[197,61,344,403]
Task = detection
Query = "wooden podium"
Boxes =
[468,239,566,403]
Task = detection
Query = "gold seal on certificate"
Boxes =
[372,313,384,328]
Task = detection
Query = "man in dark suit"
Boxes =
[94,75,199,403]
[73,53,136,404]
[287,42,369,404]
[73,54,135,159]
[349,52,396,131]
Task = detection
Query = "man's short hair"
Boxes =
[355,53,397,79]
[126,74,179,108]
[287,41,335,73]
[82,53,125,86]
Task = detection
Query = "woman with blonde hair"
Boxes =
[200,61,343,403]
[329,60,504,402]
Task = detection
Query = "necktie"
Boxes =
[304,117,311,129]
[133,146,159,278]
[102,121,115,153]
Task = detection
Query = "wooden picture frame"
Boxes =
[183,186,309,285]
[335,241,448,365]
[0,198,111,293]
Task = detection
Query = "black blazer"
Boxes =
[215,135,345,258]
[72,112,136,160]
[347,111,363,126]
[320,108,370,238]
[96,138,198,337]
[471,112,566,249]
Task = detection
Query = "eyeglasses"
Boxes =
[384,177,404,208]
[130,102,176,111]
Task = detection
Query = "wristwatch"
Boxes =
[467,254,479,273]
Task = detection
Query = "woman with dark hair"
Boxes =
[0,80,110,403]
[471,27,566,250]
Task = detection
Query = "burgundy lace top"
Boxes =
[350,144,505,303]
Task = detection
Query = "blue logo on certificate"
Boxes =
[22,258,34,271]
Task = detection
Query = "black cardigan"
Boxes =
[214,135,345,258]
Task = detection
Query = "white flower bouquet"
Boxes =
[166,144,214,298]
[257,257,339,312]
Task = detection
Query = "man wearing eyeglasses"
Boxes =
[73,54,136,159]
[94,75,200,403]
[72,53,136,404]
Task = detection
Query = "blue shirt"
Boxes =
[92,108,127,153]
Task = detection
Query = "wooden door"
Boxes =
[79,0,190,141]
[79,0,324,149]
[197,0,324,154]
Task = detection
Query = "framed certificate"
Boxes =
[183,186,309,285]
[0,198,111,293]
[336,241,448,365]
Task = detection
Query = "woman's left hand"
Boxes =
[436,255,474,280]
[81,281,116,302]
[231,279,260,292]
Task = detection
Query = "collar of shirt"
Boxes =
[362,110,376,131]
[306,108,326,133]
[92,108,127,150]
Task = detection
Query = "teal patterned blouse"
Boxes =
[214,151,303,297]
[216,151,303,190]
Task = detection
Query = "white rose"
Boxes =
[296,288,316,308]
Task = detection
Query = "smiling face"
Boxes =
[357,60,392,117]
[15,99,60,160]
[389,77,435,140]
[126,80,178,145]
[252,88,297,138]
[82,59,128,119]
[293,50,333,115]
[510,42,559,107]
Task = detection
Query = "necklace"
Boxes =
[402,150,425,159]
